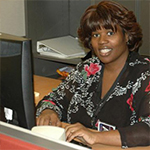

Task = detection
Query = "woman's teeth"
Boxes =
[100,49,112,54]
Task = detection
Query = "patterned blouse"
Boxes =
[36,52,150,148]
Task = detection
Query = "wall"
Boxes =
[0,0,25,36]
[25,0,70,52]
[139,0,150,55]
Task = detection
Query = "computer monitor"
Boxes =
[0,33,36,129]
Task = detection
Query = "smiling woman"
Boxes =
[90,25,129,66]
[36,0,150,148]
[78,1,142,53]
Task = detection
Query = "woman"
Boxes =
[36,1,150,148]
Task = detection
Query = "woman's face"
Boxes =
[91,25,129,65]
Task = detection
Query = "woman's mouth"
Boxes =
[99,48,112,56]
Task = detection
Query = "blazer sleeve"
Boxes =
[36,69,77,122]
[118,76,150,148]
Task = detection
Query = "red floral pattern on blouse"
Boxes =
[144,58,150,62]
[84,63,101,77]
[138,115,150,122]
[145,81,150,92]
[127,94,134,112]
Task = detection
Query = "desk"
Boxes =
[34,75,62,105]
[34,75,150,150]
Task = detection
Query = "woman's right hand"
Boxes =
[36,109,62,127]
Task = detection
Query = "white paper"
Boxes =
[4,107,13,120]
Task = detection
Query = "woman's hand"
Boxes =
[65,122,98,146]
[36,109,62,127]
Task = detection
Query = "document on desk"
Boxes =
[37,35,89,59]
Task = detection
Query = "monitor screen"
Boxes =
[0,33,36,129]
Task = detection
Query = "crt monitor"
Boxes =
[0,33,36,129]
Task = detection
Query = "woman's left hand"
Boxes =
[65,122,98,145]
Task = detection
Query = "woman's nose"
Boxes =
[98,35,108,44]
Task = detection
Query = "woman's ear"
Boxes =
[125,32,129,43]
[125,33,130,45]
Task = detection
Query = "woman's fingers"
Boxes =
[50,117,61,126]
[65,122,97,145]
[36,109,61,126]
[36,115,50,125]
[65,123,84,141]
[66,129,82,142]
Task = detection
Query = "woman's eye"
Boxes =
[92,33,100,38]
[107,31,114,36]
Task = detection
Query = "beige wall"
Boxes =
[0,0,25,36]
